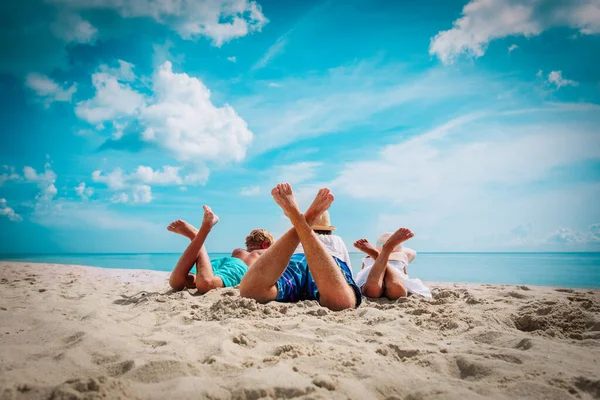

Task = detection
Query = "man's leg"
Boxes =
[168,206,222,294]
[272,184,356,311]
[239,187,334,303]
[362,228,413,299]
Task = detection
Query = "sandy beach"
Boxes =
[0,262,599,400]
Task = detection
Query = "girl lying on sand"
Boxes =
[354,232,432,299]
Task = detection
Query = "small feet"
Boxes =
[305,188,335,223]
[354,239,379,258]
[201,205,219,229]
[167,220,198,241]
[271,183,301,218]
[383,228,414,252]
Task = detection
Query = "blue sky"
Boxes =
[0,0,599,253]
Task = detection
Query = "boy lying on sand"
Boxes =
[167,208,274,293]
[240,183,362,311]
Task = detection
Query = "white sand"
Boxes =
[0,262,599,400]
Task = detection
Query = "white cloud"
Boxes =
[111,193,129,204]
[75,72,145,124]
[74,182,94,200]
[253,30,290,69]
[140,61,253,164]
[236,61,484,155]
[536,69,544,78]
[99,60,136,81]
[91,168,126,190]
[508,44,519,53]
[0,166,21,186]
[276,162,322,185]
[76,61,253,167]
[547,70,578,89]
[25,73,77,106]
[332,113,600,203]
[430,0,600,64]
[23,164,58,204]
[240,186,260,196]
[92,165,206,204]
[51,12,97,43]
[0,199,22,222]
[49,0,268,46]
[546,227,586,244]
[227,56,237,63]
[268,82,281,87]
[110,186,152,204]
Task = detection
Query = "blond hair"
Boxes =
[245,229,274,250]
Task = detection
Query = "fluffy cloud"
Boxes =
[51,12,97,43]
[23,163,58,204]
[430,0,600,64]
[111,185,152,204]
[75,71,145,124]
[48,0,268,45]
[508,44,519,53]
[92,165,205,204]
[546,227,586,244]
[75,182,94,200]
[76,61,253,166]
[547,71,579,89]
[0,166,21,186]
[0,199,22,222]
[227,56,237,63]
[99,60,136,82]
[25,73,77,106]
[140,61,253,164]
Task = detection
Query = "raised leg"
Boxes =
[362,228,413,298]
[273,184,356,311]
[168,206,222,294]
[383,265,408,300]
[239,187,334,303]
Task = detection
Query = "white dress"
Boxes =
[354,257,432,298]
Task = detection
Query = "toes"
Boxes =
[167,225,174,231]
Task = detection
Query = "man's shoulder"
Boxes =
[231,248,248,256]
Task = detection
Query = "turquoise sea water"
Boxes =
[1,252,599,289]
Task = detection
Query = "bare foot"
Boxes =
[167,220,198,241]
[201,205,219,229]
[354,238,379,258]
[305,188,335,224]
[383,228,414,252]
[271,183,301,218]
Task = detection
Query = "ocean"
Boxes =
[1,252,599,289]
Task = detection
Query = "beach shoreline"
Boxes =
[1,261,599,400]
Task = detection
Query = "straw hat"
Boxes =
[311,211,336,231]
[375,232,404,261]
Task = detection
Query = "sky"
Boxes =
[0,0,599,254]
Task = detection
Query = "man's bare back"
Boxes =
[231,248,267,267]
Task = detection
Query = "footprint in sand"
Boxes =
[139,339,168,348]
[62,331,85,346]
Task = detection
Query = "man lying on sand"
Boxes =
[294,210,352,268]
[167,207,274,293]
[353,232,432,299]
[240,183,362,311]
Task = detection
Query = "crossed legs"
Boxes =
[353,229,413,300]
[168,206,224,294]
[239,184,357,311]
